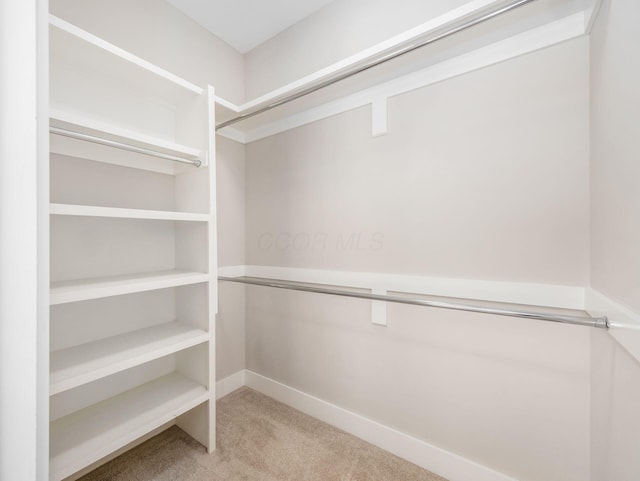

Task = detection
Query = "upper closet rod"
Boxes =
[219,276,609,329]
[216,0,536,130]
[50,127,202,167]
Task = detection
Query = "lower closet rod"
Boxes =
[218,276,609,329]
[50,127,202,167]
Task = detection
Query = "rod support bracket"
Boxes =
[371,288,388,326]
[371,97,388,137]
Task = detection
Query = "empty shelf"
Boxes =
[50,322,210,395]
[50,270,210,305]
[50,15,203,101]
[50,372,208,481]
[50,203,210,222]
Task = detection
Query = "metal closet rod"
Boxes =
[216,0,536,130]
[50,127,202,167]
[218,276,609,329]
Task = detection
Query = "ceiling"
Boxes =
[166,0,336,54]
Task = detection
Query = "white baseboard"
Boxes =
[238,369,517,481]
[216,370,246,400]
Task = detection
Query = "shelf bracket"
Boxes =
[371,288,388,326]
[371,97,388,137]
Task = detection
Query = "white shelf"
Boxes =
[50,373,208,481]
[50,203,210,222]
[50,270,210,305]
[215,0,587,143]
[50,109,202,161]
[50,14,203,101]
[50,322,210,395]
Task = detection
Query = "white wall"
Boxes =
[244,0,470,99]
[589,0,640,479]
[0,0,49,480]
[49,0,248,382]
[245,38,591,481]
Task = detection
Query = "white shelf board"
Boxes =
[50,14,203,103]
[215,0,587,140]
[50,203,210,222]
[50,322,210,395]
[50,109,201,161]
[50,372,208,481]
[50,270,210,305]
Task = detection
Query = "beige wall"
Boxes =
[217,137,246,268]
[245,38,591,481]
[216,137,246,379]
[591,330,640,481]
[49,0,248,381]
[247,290,591,481]
[246,38,590,284]
[244,0,470,99]
[589,0,640,480]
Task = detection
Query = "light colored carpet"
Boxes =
[79,387,447,481]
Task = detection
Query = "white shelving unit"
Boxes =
[49,14,217,481]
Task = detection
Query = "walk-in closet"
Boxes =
[1,0,639,480]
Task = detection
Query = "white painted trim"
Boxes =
[215,371,246,400]
[216,127,247,144]
[0,1,49,479]
[244,370,517,481]
[218,265,586,310]
[586,288,640,363]
[216,12,586,144]
[214,95,240,113]
[206,84,219,452]
[37,1,50,478]
[584,0,603,33]
[218,265,247,278]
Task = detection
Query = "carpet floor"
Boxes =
[78,387,447,481]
